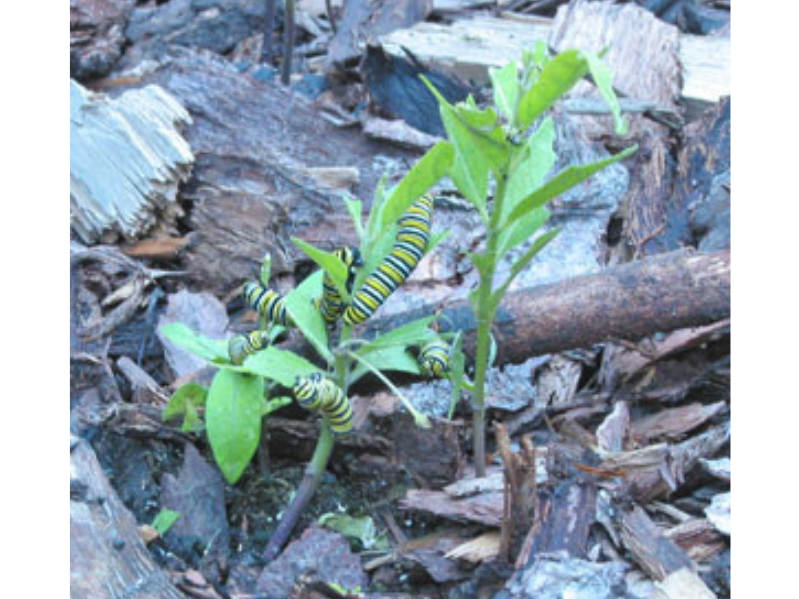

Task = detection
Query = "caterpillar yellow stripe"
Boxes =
[292,372,353,438]
[228,330,271,366]
[313,246,363,330]
[419,338,452,379]
[244,281,294,327]
[343,194,434,326]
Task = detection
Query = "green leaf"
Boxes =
[284,270,333,364]
[259,252,272,287]
[163,382,208,423]
[238,346,319,387]
[365,175,389,242]
[181,401,203,432]
[351,346,421,384]
[206,370,264,484]
[318,513,389,551]
[584,50,628,136]
[450,153,489,220]
[447,332,466,420]
[489,61,520,126]
[359,315,438,355]
[344,196,364,241]
[158,322,229,364]
[496,207,551,260]
[489,228,562,313]
[517,49,590,130]
[151,509,181,536]
[292,237,350,302]
[506,145,637,225]
[263,395,293,416]
[379,141,454,232]
[502,117,556,222]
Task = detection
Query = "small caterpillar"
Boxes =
[244,281,294,327]
[343,194,434,326]
[313,246,363,330]
[419,338,452,379]
[292,372,353,438]
[228,330,270,366]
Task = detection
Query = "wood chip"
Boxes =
[400,489,503,527]
[652,567,717,599]
[445,531,501,563]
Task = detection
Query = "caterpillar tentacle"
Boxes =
[343,194,434,326]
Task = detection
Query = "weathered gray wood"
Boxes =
[70,80,194,243]
[71,440,186,599]
[378,10,728,111]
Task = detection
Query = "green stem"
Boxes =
[263,325,350,563]
[470,173,507,478]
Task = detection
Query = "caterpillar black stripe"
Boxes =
[244,281,294,327]
[419,338,452,379]
[228,330,270,366]
[313,246,363,330]
[343,194,434,326]
[292,373,353,438]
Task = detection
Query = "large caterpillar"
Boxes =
[244,281,294,327]
[343,194,434,326]
[418,338,452,379]
[292,372,353,438]
[313,246,363,330]
[228,330,270,366]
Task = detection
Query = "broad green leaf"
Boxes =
[489,228,562,313]
[468,250,493,279]
[239,346,318,387]
[344,196,364,241]
[163,382,208,423]
[359,315,438,355]
[181,401,203,432]
[506,145,637,225]
[284,270,332,364]
[517,49,589,130]
[206,370,263,484]
[502,116,556,222]
[379,141,454,232]
[352,220,399,294]
[158,322,229,364]
[489,61,520,126]
[585,50,628,135]
[351,346,421,384]
[152,509,180,536]
[496,206,551,260]
[292,237,350,302]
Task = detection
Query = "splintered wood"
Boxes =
[70,80,194,244]
[496,424,537,564]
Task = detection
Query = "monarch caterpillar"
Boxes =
[419,338,452,378]
[244,281,294,327]
[343,194,434,326]
[313,246,363,330]
[292,372,353,438]
[228,330,270,366]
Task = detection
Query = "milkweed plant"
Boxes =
[159,43,635,551]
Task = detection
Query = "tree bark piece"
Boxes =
[71,440,185,599]
[617,505,695,582]
[348,249,730,367]
[496,424,537,564]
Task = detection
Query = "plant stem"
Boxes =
[281,0,296,86]
[263,327,351,563]
[470,174,508,478]
[262,422,334,563]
